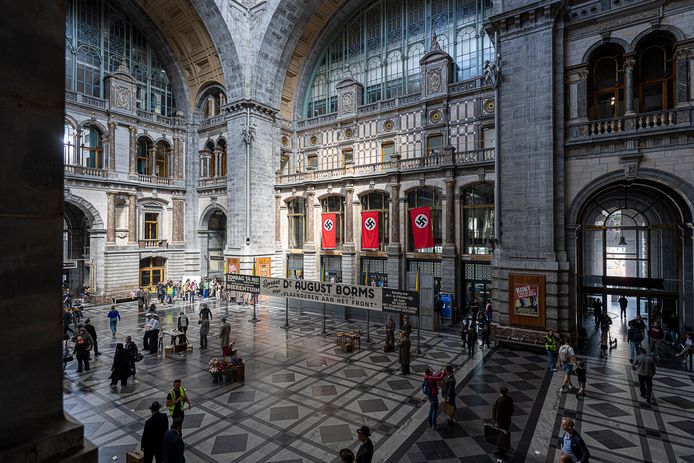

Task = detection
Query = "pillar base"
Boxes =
[2,416,97,463]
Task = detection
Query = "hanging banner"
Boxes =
[321,213,337,249]
[259,277,383,311]
[361,211,379,250]
[409,206,434,250]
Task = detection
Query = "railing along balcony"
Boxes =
[198,177,227,187]
[138,174,174,185]
[275,148,494,185]
[571,109,680,139]
[64,164,107,177]
[138,239,168,249]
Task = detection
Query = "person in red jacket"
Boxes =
[423,367,446,429]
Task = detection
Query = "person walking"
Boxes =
[137,288,145,312]
[107,306,121,337]
[618,295,628,319]
[560,417,590,463]
[166,282,174,305]
[125,335,140,377]
[109,343,131,388]
[146,314,161,354]
[592,298,602,326]
[199,314,210,350]
[460,319,469,349]
[434,294,444,326]
[83,318,100,356]
[398,332,411,375]
[575,359,587,399]
[384,315,395,352]
[633,347,656,404]
[545,330,558,371]
[219,317,231,355]
[559,339,577,392]
[141,401,168,463]
[166,379,192,425]
[648,321,664,359]
[162,418,185,463]
[485,300,493,323]
[73,334,92,373]
[188,280,196,303]
[441,365,456,424]
[355,425,374,463]
[627,321,644,363]
[467,326,478,358]
[492,386,514,456]
[480,321,491,348]
[423,367,446,430]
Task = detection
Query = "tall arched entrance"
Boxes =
[63,202,92,294]
[577,180,693,332]
[202,209,227,277]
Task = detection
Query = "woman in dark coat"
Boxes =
[110,343,131,387]
[441,365,456,424]
[398,332,411,375]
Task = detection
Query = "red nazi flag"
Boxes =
[409,206,434,250]
[321,213,337,249]
[361,211,379,250]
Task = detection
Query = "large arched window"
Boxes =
[137,138,153,175]
[321,195,345,248]
[217,139,227,178]
[81,125,104,169]
[287,199,306,250]
[462,183,494,255]
[407,187,442,252]
[155,141,170,177]
[303,0,494,116]
[634,34,674,113]
[65,0,177,115]
[361,191,390,249]
[64,123,77,166]
[385,51,404,99]
[588,44,625,120]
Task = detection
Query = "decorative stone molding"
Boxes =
[420,33,453,99]
[619,153,642,180]
[105,61,137,117]
[336,77,363,119]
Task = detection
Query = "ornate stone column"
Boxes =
[444,178,456,247]
[106,192,116,243]
[128,193,137,244]
[624,56,636,115]
[128,125,137,174]
[344,185,355,246]
[566,66,588,122]
[172,136,181,178]
[108,121,116,169]
[305,187,315,246]
[342,184,356,284]
[274,191,282,245]
[172,197,185,243]
[389,183,401,249]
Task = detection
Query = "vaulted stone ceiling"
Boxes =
[134,0,225,105]
[277,0,347,120]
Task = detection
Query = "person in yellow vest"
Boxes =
[545,330,558,372]
[165,379,191,426]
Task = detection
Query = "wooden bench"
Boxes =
[491,324,547,352]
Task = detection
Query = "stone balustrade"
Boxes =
[198,176,227,187]
[570,109,682,139]
[138,239,168,249]
[64,164,107,177]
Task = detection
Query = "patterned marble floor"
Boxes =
[64,298,694,462]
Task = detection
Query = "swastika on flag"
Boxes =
[414,213,428,229]
[364,217,376,230]
[323,219,334,231]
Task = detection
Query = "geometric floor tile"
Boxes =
[653,376,689,387]
[211,434,248,454]
[590,382,626,394]
[587,402,631,418]
[358,398,388,413]
[271,373,296,383]
[344,368,367,378]
[311,384,338,397]
[181,413,205,428]
[318,424,352,444]
[585,429,637,450]
[669,420,694,434]
[661,396,694,410]
[387,379,415,391]
[416,440,456,459]
[269,405,299,422]
[228,390,256,403]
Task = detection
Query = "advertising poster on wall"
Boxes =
[508,274,545,328]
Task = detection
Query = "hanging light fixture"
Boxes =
[618,235,627,246]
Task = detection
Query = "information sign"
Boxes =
[225,273,260,294]
[382,288,420,315]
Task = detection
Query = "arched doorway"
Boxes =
[140,257,166,290]
[205,210,227,277]
[63,202,91,295]
[577,181,692,332]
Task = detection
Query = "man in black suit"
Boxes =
[140,401,168,463]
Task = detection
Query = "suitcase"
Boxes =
[484,424,510,450]
[126,449,144,463]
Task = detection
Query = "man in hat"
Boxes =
[355,425,374,463]
[141,401,168,463]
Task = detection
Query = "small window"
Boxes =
[427,134,442,157]
[342,148,353,166]
[144,213,158,240]
[307,154,318,169]
[382,142,395,163]
[482,128,495,150]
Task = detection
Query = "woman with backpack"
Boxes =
[628,321,645,363]
[559,339,577,393]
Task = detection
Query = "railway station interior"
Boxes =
[2,0,694,462]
